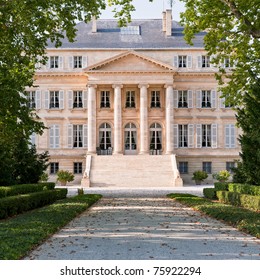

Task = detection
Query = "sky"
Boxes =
[100,0,186,21]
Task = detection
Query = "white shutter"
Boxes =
[188,90,193,108]
[68,124,73,148]
[83,124,88,148]
[59,90,64,109]
[225,124,230,148]
[68,90,73,109]
[173,90,178,108]
[69,56,73,69]
[230,124,236,148]
[219,93,226,109]
[49,125,54,148]
[196,90,202,108]
[59,56,63,69]
[45,90,49,109]
[47,57,50,69]
[55,125,60,148]
[211,90,216,108]
[211,124,218,148]
[173,124,179,148]
[187,55,192,68]
[35,90,41,109]
[83,90,88,108]
[173,56,178,68]
[30,133,36,146]
[188,124,194,148]
[197,56,202,68]
[82,56,88,68]
[196,124,202,148]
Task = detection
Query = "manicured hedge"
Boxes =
[203,188,217,199]
[216,190,260,211]
[0,182,55,198]
[0,189,67,219]
[228,183,260,196]
[214,182,229,191]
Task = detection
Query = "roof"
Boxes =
[47,19,205,49]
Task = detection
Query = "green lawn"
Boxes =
[0,194,102,260]
[167,193,260,239]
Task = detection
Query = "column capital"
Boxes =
[87,83,97,89]
[138,83,149,89]
[164,83,174,89]
[112,84,123,89]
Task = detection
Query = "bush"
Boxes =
[214,182,229,191]
[0,183,55,198]
[56,170,74,185]
[0,189,67,219]
[192,170,208,183]
[212,170,231,182]
[228,183,260,196]
[203,188,217,199]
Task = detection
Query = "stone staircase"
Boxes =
[88,154,183,188]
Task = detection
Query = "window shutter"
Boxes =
[82,56,88,68]
[69,56,73,69]
[59,90,64,109]
[55,125,60,148]
[188,90,193,108]
[83,124,88,148]
[173,90,178,108]
[225,124,230,148]
[173,56,178,68]
[196,124,202,148]
[45,90,49,109]
[59,56,63,69]
[210,55,215,68]
[83,90,88,108]
[219,94,226,108]
[49,125,54,148]
[211,90,216,108]
[188,124,194,148]
[68,124,73,148]
[68,90,73,109]
[197,56,202,68]
[36,90,41,109]
[196,90,202,108]
[30,133,36,146]
[173,124,178,148]
[211,124,218,148]
[47,57,50,69]
[187,55,192,68]
[230,124,236,148]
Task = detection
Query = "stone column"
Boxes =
[139,84,149,154]
[165,84,174,154]
[87,84,97,154]
[113,84,123,154]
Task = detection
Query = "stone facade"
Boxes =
[28,11,240,185]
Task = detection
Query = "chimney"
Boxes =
[162,11,166,32]
[165,9,172,36]
[92,16,97,33]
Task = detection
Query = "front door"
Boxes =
[124,123,137,155]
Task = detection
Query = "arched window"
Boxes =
[99,123,112,150]
[124,123,137,154]
[150,123,162,152]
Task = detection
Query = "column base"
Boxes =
[139,151,149,155]
[81,177,90,188]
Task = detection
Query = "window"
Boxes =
[50,162,59,174]
[178,56,187,68]
[74,56,82,68]
[178,90,188,108]
[120,26,140,35]
[27,91,36,108]
[203,162,212,174]
[202,124,211,147]
[150,123,162,151]
[178,125,188,147]
[73,125,83,148]
[99,123,112,150]
[49,125,60,148]
[223,57,233,68]
[226,162,236,173]
[179,162,188,174]
[201,90,211,108]
[74,162,83,174]
[151,91,161,108]
[50,56,59,68]
[73,91,83,108]
[50,91,59,109]
[100,91,110,108]
[225,124,236,148]
[202,55,210,68]
[125,91,135,108]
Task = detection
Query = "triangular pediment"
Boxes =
[85,51,175,73]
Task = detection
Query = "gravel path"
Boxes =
[25,187,260,260]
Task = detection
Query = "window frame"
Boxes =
[203,162,212,174]
[74,162,83,174]
[49,91,60,109]
[100,91,110,108]
[50,162,59,174]
[151,90,161,108]
[73,90,83,108]
[74,56,83,68]
[50,56,59,69]
[179,162,188,174]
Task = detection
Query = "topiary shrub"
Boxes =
[203,188,217,199]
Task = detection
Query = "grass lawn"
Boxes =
[0,194,102,260]
[167,193,260,239]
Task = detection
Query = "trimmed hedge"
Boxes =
[214,182,229,191]
[228,183,260,196]
[0,182,55,198]
[203,188,217,199]
[216,190,260,211]
[0,188,67,219]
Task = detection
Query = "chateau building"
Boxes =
[28,10,240,186]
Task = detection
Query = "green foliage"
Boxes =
[203,188,217,199]
[228,183,260,196]
[0,189,68,219]
[0,194,102,259]
[214,182,229,191]
[192,170,208,181]
[39,173,49,182]
[167,193,260,238]
[232,160,248,184]
[212,170,231,182]
[56,170,74,184]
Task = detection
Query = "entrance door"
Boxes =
[124,123,137,155]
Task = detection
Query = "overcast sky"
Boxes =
[100,0,185,21]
